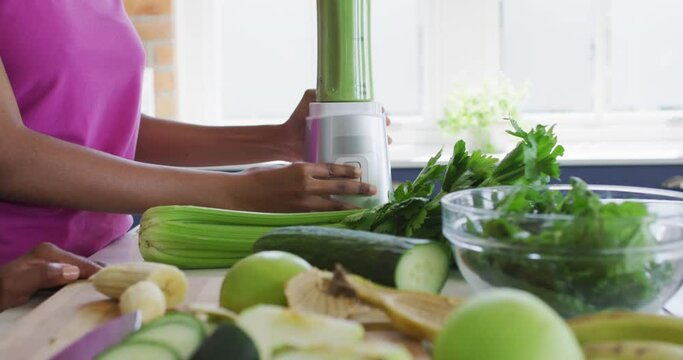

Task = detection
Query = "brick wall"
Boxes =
[124,0,177,119]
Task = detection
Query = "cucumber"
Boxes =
[253,227,451,293]
[142,313,206,331]
[97,339,181,360]
[127,313,205,359]
[190,324,259,360]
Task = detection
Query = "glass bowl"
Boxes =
[442,185,683,318]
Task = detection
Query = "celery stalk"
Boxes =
[138,206,356,269]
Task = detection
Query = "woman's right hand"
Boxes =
[232,162,377,212]
[0,243,101,311]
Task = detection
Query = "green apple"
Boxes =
[434,288,583,360]
[220,251,311,312]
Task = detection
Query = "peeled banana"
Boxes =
[569,312,683,346]
[90,262,188,308]
[583,340,683,360]
[119,281,167,323]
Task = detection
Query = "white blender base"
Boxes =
[306,102,392,208]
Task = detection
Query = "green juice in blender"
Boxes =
[316,0,374,102]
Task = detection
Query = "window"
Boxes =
[610,0,683,111]
[501,0,683,114]
[496,0,683,163]
[141,68,156,115]
[176,0,683,162]
[176,0,422,125]
[501,0,595,112]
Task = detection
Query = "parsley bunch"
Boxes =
[343,120,565,240]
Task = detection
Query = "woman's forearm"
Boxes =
[0,126,238,214]
[0,124,374,214]
[0,57,235,214]
[136,115,297,167]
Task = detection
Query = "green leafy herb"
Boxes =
[486,120,564,186]
[393,150,446,202]
[344,120,564,240]
[462,178,673,317]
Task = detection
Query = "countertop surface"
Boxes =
[0,228,475,340]
[3,227,683,350]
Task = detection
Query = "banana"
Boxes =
[90,262,188,308]
[569,312,683,346]
[119,281,166,323]
[583,340,683,360]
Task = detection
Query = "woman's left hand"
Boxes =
[279,89,392,162]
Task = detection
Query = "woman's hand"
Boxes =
[0,243,102,311]
[231,162,377,212]
[278,90,393,162]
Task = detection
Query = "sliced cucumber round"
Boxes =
[395,242,451,293]
[145,313,206,330]
[128,313,206,359]
[97,339,181,360]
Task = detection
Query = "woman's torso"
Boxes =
[0,0,145,264]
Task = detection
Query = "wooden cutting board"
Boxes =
[0,276,221,360]
[0,276,429,360]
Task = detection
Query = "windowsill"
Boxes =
[193,142,683,174]
[387,112,683,168]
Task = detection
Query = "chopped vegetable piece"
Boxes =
[138,207,356,269]
[190,324,259,360]
[254,227,451,293]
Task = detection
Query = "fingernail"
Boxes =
[354,168,362,177]
[63,265,80,280]
[369,185,377,194]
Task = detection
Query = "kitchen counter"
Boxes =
[0,228,476,340]
[4,227,683,357]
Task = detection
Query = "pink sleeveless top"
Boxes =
[0,0,145,264]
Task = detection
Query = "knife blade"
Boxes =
[51,311,142,360]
